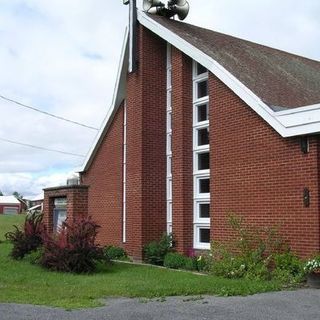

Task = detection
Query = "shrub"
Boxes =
[143,233,172,265]
[40,217,108,273]
[209,214,299,282]
[164,252,193,270]
[5,213,44,259]
[104,246,128,260]
[194,255,212,272]
[272,252,305,284]
[24,247,44,265]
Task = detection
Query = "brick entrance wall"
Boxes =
[43,185,89,232]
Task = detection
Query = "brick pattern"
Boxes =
[43,185,89,232]
[125,26,167,259]
[81,104,124,246]
[209,74,320,257]
[171,48,194,254]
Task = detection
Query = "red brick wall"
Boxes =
[209,74,320,257]
[82,25,167,259]
[125,26,167,259]
[171,47,194,254]
[82,104,124,246]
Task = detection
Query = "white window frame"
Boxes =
[194,175,210,199]
[166,44,173,235]
[193,150,210,174]
[194,225,211,250]
[193,100,209,126]
[194,201,210,224]
[193,61,210,250]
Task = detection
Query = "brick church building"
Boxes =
[44,8,320,260]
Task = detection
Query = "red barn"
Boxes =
[44,8,320,260]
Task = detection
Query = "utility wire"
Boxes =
[0,94,99,131]
[0,137,85,158]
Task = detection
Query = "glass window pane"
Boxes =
[199,178,210,194]
[199,228,210,243]
[198,152,210,170]
[197,128,209,146]
[199,203,210,218]
[197,63,207,75]
[167,112,172,131]
[197,80,208,99]
[167,156,172,176]
[167,134,172,153]
[197,103,208,122]
[167,202,172,222]
[168,179,172,200]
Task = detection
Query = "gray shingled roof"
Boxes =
[149,14,320,110]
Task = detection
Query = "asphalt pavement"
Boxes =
[0,289,319,320]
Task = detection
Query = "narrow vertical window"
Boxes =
[166,44,172,234]
[193,61,210,250]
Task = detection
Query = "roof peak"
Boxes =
[147,13,320,64]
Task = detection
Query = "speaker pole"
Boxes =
[128,0,138,73]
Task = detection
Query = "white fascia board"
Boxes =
[274,103,320,137]
[80,28,129,172]
[138,11,320,138]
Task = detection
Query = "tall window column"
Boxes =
[193,61,210,249]
[166,44,173,234]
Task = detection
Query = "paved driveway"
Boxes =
[0,289,319,320]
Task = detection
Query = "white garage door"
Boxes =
[3,207,19,215]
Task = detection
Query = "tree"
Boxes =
[13,191,23,199]
[0,190,3,196]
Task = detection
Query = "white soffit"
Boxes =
[138,11,320,138]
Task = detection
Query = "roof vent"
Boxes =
[66,174,80,186]
[143,0,190,21]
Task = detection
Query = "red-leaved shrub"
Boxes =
[40,216,108,273]
[5,213,44,259]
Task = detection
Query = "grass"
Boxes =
[0,214,283,309]
[0,214,24,242]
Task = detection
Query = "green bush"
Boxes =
[104,246,128,260]
[209,214,305,284]
[143,233,172,265]
[272,252,305,284]
[195,255,212,272]
[24,247,44,265]
[164,252,193,270]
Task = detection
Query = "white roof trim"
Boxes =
[80,28,129,172]
[138,11,320,138]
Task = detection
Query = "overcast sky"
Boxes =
[0,0,319,198]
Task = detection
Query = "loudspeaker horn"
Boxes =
[143,0,165,12]
[169,0,189,20]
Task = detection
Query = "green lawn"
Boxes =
[0,215,282,309]
[0,214,25,241]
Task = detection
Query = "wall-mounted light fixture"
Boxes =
[303,188,310,208]
[300,136,309,154]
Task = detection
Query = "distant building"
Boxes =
[0,196,22,214]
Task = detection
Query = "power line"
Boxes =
[0,94,99,131]
[0,137,85,157]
